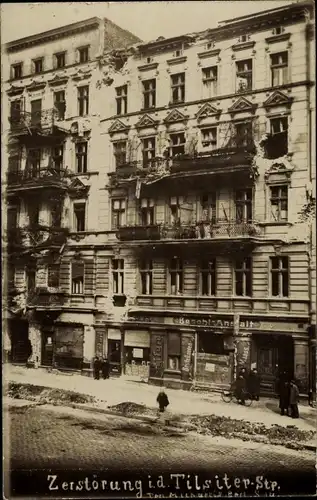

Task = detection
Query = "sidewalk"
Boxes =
[4,364,316,432]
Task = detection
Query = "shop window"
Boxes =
[201,193,217,223]
[167,332,181,371]
[142,137,156,167]
[74,202,86,232]
[111,199,126,229]
[48,264,60,288]
[125,346,150,364]
[78,46,89,63]
[142,79,156,109]
[202,66,218,98]
[271,52,288,87]
[112,259,124,294]
[270,185,288,222]
[270,256,289,297]
[113,140,127,167]
[11,63,23,80]
[235,189,253,222]
[169,257,183,295]
[75,141,88,173]
[169,133,185,157]
[115,85,128,115]
[77,86,89,116]
[140,198,154,225]
[200,259,216,296]
[54,90,66,120]
[33,57,43,74]
[140,260,153,295]
[266,117,288,159]
[236,59,252,92]
[54,51,66,69]
[235,257,252,296]
[171,73,185,104]
[199,332,225,355]
[71,262,84,294]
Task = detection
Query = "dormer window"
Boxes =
[238,34,250,43]
[272,26,284,35]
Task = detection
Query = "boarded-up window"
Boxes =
[54,325,84,369]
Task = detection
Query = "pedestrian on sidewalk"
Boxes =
[235,375,246,405]
[156,388,169,424]
[278,371,290,416]
[239,367,248,381]
[289,380,300,418]
[93,356,101,380]
[101,358,110,380]
[247,368,261,401]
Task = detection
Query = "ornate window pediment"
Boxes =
[7,85,24,97]
[196,102,221,122]
[164,108,188,125]
[228,96,257,115]
[264,160,294,182]
[108,119,130,136]
[68,177,90,198]
[263,90,293,109]
[26,80,47,92]
[135,114,159,129]
[48,75,69,87]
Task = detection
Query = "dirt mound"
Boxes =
[5,382,96,405]
[109,402,152,414]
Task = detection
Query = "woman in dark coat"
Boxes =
[289,380,299,418]
[157,390,169,413]
[248,368,261,401]
[93,356,101,380]
[278,371,290,415]
[101,358,110,379]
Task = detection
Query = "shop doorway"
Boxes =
[256,334,294,394]
[108,340,121,376]
[10,319,30,364]
[41,332,54,366]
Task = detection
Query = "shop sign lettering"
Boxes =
[129,315,260,329]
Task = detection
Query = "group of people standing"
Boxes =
[93,356,110,380]
[234,367,261,404]
[278,371,300,418]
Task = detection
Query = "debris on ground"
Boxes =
[5,382,96,406]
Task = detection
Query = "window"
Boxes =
[27,268,36,294]
[270,256,289,297]
[234,121,253,148]
[10,100,22,126]
[171,73,185,103]
[270,185,288,222]
[201,193,216,223]
[113,141,127,167]
[170,133,185,157]
[140,260,153,295]
[75,142,88,173]
[51,145,63,171]
[28,201,40,226]
[140,198,154,225]
[33,58,43,74]
[111,199,126,229]
[236,59,252,91]
[77,86,89,116]
[142,137,156,167]
[78,46,89,63]
[169,196,183,224]
[26,149,41,176]
[202,66,218,98]
[7,206,18,229]
[54,52,66,69]
[142,79,156,109]
[167,332,181,371]
[268,117,288,158]
[112,259,124,294]
[54,91,66,120]
[235,257,252,296]
[169,257,183,295]
[235,189,253,222]
[271,52,288,87]
[71,262,84,294]
[115,85,128,115]
[8,155,21,176]
[11,63,22,79]
[48,264,60,288]
[238,34,250,43]
[30,99,42,126]
[201,128,217,149]
[74,203,86,232]
[272,26,284,35]
[200,259,216,296]
[51,200,62,227]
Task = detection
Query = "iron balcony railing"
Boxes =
[7,165,68,187]
[9,109,59,134]
[117,219,263,242]
[5,225,69,250]
[27,287,66,308]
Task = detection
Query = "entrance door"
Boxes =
[108,340,121,376]
[42,332,54,366]
[257,335,294,395]
[257,346,278,394]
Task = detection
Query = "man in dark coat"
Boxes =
[235,375,246,404]
[289,380,300,418]
[157,389,169,413]
[278,371,290,415]
[101,358,110,380]
[93,356,101,380]
[239,367,248,381]
[248,368,261,401]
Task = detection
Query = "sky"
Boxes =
[1,1,296,45]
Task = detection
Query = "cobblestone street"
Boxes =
[5,402,315,497]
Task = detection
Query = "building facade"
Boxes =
[3,2,315,397]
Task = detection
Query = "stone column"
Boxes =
[83,325,95,367]
[28,320,42,367]
[293,336,309,395]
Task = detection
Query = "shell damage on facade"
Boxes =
[2,2,316,396]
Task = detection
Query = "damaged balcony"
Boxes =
[7,225,69,254]
[27,287,66,310]
[7,165,69,193]
[117,219,263,244]
[9,109,65,139]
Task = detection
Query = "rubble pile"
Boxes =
[5,382,96,406]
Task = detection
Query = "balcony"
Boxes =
[27,287,66,309]
[117,219,263,244]
[9,109,62,138]
[6,225,69,253]
[7,166,69,192]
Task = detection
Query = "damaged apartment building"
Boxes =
[3,1,316,399]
